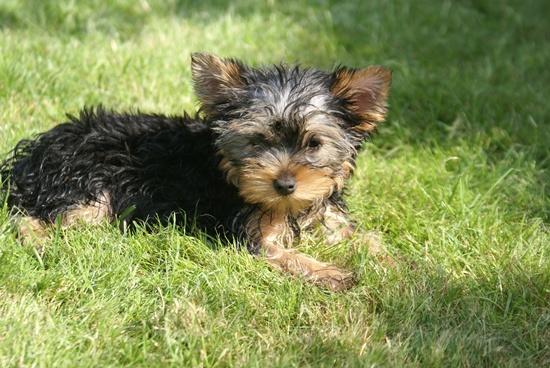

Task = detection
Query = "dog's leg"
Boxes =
[249,211,355,291]
[321,202,356,245]
[62,191,112,227]
[16,192,111,252]
[263,242,356,291]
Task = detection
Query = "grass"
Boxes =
[0,0,548,366]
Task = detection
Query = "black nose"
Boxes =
[273,173,296,195]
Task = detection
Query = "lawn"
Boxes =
[0,0,548,366]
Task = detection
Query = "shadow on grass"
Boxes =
[372,261,550,365]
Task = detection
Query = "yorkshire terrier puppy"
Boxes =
[0,53,391,291]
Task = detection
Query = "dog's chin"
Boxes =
[253,194,321,216]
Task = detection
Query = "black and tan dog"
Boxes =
[0,53,391,291]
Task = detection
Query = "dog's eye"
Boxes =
[307,136,322,149]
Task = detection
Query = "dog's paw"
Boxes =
[312,266,356,292]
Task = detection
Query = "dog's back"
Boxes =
[0,107,243,233]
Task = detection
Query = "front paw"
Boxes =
[311,266,355,291]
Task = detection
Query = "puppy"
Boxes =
[0,53,391,291]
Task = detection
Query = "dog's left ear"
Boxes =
[330,66,392,135]
[191,52,247,116]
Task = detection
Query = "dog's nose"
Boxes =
[273,173,296,195]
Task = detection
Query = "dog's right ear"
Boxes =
[191,52,247,116]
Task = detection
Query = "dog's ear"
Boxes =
[191,52,247,116]
[330,66,391,135]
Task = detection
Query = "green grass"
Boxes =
[0,0,549,366]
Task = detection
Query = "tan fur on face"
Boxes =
[334,160,354,192]
[219,155,240,187]
[238,152,336,215]
[290,164,335,210]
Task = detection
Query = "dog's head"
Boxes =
[191,53,391,214]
